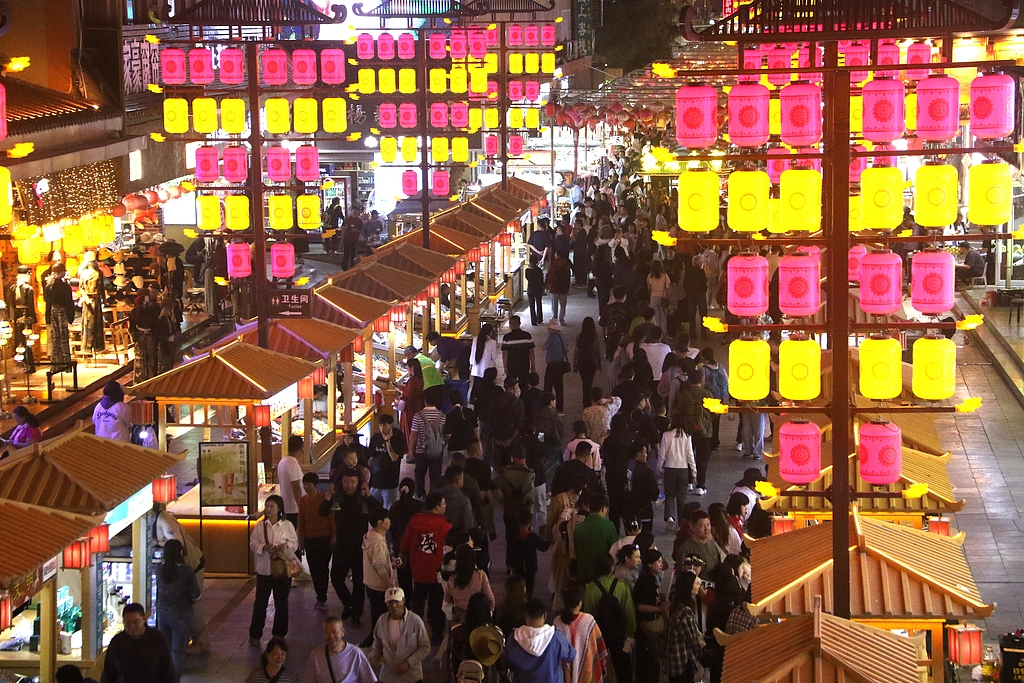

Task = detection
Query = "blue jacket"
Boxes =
[505,625,576,683]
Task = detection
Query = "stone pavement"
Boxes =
[180,286,1024,682]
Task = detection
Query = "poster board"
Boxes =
[199,441,249,507]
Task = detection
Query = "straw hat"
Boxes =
[469,625,504,666]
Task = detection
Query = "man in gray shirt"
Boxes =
[956,242,986,284]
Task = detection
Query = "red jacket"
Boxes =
[400,511,452,584]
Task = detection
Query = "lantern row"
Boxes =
[227,242,299,280]
[741,40,933,87]
[775,419,904,486]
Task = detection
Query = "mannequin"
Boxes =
[12,266,36,374]
[78,252,106,352]
[129,287,161,382]
[43,262,74,371]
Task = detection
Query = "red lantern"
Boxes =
[441,268,457,283]
[270,242,295,279]
[144,190,160,205]
[905,41,932,80]
[357,33,375,59]
[739,48,761,83]
[339,345,355,363]
[778,251,821,316]
[858,421,902,485]
[927,517,951,535]
[432,170,450,197]
[0,597,10,632]
[266,146,291,182]
[62,539,92,569]
[161,48,186,85]
[262,48,288,86]
[848,244,867,282]
[250,405,271,429]
[916,75,960,142]
[426,282,441,298]
[296,146,320,182]
[397,33,416,60]
[509,135,524,155]
[219,48,245,84]
[227,242,251,279]
[313,365,327,384]
[484,135,500,157]
[524,25,540,47]
[88,524,110,554]
[223,147,248,183]
[862,78,906,143]
[469,30,487,58]
[778,420,822,484]
[727,253,769,318]
[449,30,467,59]
[195,147,219,183]
[780,81,822,146]
[291,48,318,86]
[771,517,797,535]
[451,103,469,128]
[402,170,419,196]
[454,260,467,276]
[911,248,954,314]
[350,335,363,355]
[379,103,397,129]
[188,48,214,85]
[540,24,556,47]
[377,33,395,60]
[390,306,406,323]
[429,33,447,59]
[152,474,178,502]
[948,624,983,667]
[727,83,770,147]
[508,80,525,101]
[298,376,314,400]
[971,72,1015,140]
[478,242,490,258]
[430,102,449,128]
[112,203,127,218]
[373,315,390,333]
[468,247,481,262]
[767,46,793,86]
[320,48,347,85]
[498,232,513,247]
[843,43,869,83]
[675,84,718,149]
[399,103,417,129]
[858,250,903,315]
[849,145,867,183]
[507,24,524,46]
[875,41,901,78]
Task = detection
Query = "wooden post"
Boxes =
[302,398,313,463]
[364,329,373,409]
[342,361,353,425]
[247,420,259,515]
[132,517,146,611]
[38,579,57,683]
[327,352,338,434]
[280,408,292,457]
[460,272,468,329]
[80,565,96,661]
[157,402,167,452]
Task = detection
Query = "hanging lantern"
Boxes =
[62,539,93,569]
[162,98,189,134]
[498,232,513,247]
[780,168,821,232]
[266,146,291,182]
[390,306,406,324]
[429,33,447,59]
[218,47,245,84]
[778,336,821,401]
[858,420,902,485]
[771,517,797,535]
[778,251,821,316]
[859,335,902,400]
[320,48,346,84]
[296,146,320,182]
[468,246,481,262]
[508,80,525,101]
[948,625,984,667]
[402,170,419,196]
[431,136,449,162]
[401,136,418,162]
[262,48,288,85]
[540,24,556,46]
[905,41,932,79]
[850,95,863,133]
[356,33,375,59]
[152,474,179,503]
[225,196,249,231]
[767,147,790,184]
[777,420,822,484]
[779,82,822,146]
[843,43,869,83]
[188,48,214,84]
[268,195,293,231]
[450,30,468,59]
[379,103,398,129]
[0,596,11,632]
[399,103,418,128]
[767,46,793,86]
[484,134,500,156]
[373,315,391,333]
[916,75,960,141]
[860,166,904,229]
[911,248,955,314]
[432,170,450,197]
[270,242,295,279]
[971,72,1015,139]
[398,33,416,59]
[914,163,958,227]
[523,24,540,46]
[926,516,951,535]
[451,103,469,128]
[675,84,718,149]
[524,81,540,101]
[454,259,467,276]
[197,196,222,231]
[88,524,110,554]
[62,224,83,254]
[862,78,906,143]
[194,147,220,183]
[223,146,248,183]
[226,242,251,279]
[294,97,319,134]
[727,84,770,147]
[848,244,867,282]
[0,167,11,225]
[912,335,956,400]
[290,48,318,85]
[968,162,1012,226]
[377,33,395,60]
[298,376,315,401]
[452,137,469,163]
[727,170,769,232]
[220,98,246,135]
[357,68,377,95]
[729,337,771,401]
[430,102,449,128]
[479,242,491,258]
[398,68,417,94]
[297,195,321,230]
[509,135,524,155]
[160,48,186,84]
[264,98,291,134]
[739,48,761,83]
[849,144,867,183]
[875,41,901,78]
[313,365,328,385]
[859,250,903,315]
[250,404,271,429]
[678,170,720,233]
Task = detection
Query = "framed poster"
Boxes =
[199,442,249,507]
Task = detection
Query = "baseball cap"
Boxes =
[385,587,405,603]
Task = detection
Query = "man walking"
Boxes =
[400,491,452,645]
[369,588,431,683]
[304,616,377,683]
[504,599,576,683]
[501,315,535,391]
[101,604,173,683]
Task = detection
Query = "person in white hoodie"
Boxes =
[505,599,576,683]
[369,588,431,683]
[92,381,132,442]
[659,417,697,535]
[362,508,395,647]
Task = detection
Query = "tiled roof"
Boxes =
[389,225,485,255]
[435,208,504,239]
[3,78,110,136]
[333,263,434,303]
[314,285,391,327]
[473,187,532,217]
[213,318,360,360]
[0,500,101,589]
[0,433,184,515]
[748,507,993,619]
[372,243,457,278]
[129,339,317,401]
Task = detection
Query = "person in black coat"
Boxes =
[319,469,382,622]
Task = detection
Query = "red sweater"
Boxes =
[400,511,452,584]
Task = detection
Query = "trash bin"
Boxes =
[1003,632,1024,683]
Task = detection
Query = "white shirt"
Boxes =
[562,437,602,471]
[277,455,304,515]
[469,337,499,379]
[659,429,697,473]
[640,342,673,381]
[249,518,299,576]
[732,485,759,522]
[92,401,132,442]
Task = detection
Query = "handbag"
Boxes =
[552,334,572,374]
[264,521,295,579]
[640,613,665,637]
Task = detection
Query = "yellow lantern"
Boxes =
[294,98,319,133]
[197,196,222,231]
[62,224,83,254]
[727,170,770,232]
[483,107,499,129]
[192,98,218,134]
[0,166,12,225]
[861,166,904,229]
[450,68,468,94]
[850,95,863,133]
[378,68,397,94]
[677,170,720,233]
[430,68,447,94]
[469,65,488,94]
[297,195,321,230]
[398,68,417,94]
[358,68,376,94]
[401,136,418,162]
[322,98,348,133]
[778,336,821,400]
[767,197,784,234]
[225,196,250,231]
[221,98,247,134]
[768,98,781,136]
[17,236,43,264]
[509,53,524,74]
[452,137,469,163]
[267,195,293,231]
[914,163,958,227]
[524,52,540,74]
[525,108,540,129]
[509,108,524,128]
[163,98,189,133]
[97,215,116,243]
[859,335,902,400]
[12,221,34,240]
[849,192,864,232]
[541,52,556,73]
[905,93,917,132]
[484,53,498,73]
[968,162,1012,226]
[380,136,398,163]
[912,335,956,400]
[468,107,483,130]
[780,168,821,232]
[729,337,771,401]
[431,137,449,162]
[264,98,291,134]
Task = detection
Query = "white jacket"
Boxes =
[469,337,499,378]
[249,518,298,576]
[659,428,697,473]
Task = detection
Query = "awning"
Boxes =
[210,318,362,361]
[6,136,147,183]
[331,262,435,303]
[372,242,458,279]
[313,285,393,328]
[0,500,101,591]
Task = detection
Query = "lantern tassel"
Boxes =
[702,397,729,414]
[956,315,985,330]
[703,317,729,333]
[901,483,929,499]
[651,230,677,247]
[754,480,780,498]
[955,397,982,413]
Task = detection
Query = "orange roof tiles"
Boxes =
[373,243,457,278]
[314,285,392,327]
[0,500,101,589]
[218,318,361,360]
[389,225,484,255]
[332,263,434,303]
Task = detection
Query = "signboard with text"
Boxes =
[269,288,313,318]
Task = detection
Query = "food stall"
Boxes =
[373,243,463,336]
[128,340,317,575]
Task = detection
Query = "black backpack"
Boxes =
[593,579,626,647]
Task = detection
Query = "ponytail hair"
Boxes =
[560,588,582,625]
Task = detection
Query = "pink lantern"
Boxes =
[859,250,903,315]
[971,73,1015,140]
[509,135,524,155]
[780,81,822,146]
[194,146,220,182]
[727,253,769,317]
[161,48,186,85]
[399,103,418,129]
[675,84,718,149]
[843,43,869,83]
[778,251,821,316]
[451,103,469,128]
[432,170,450,197]
[296,145,320,182]
[429,34,447,59]
[291,49,318,85]
[266,146,291,182]
[727,83,770,147]
[524,81,540,101]
[911,249,955,314]
[450,31,468,59]
[377,33,395,60]
[541,24,556,46]
[379,103,397,129]
[223,147,248,182]
[227,242,251,279]
[219,48,245,84]
[848,244,867,282]
[797,148,821,173]
[798,45,822,82]
[398,33,416,60]
[767,46,793,86]
[524,25,540,46]
[469,30,487,58]
[862,78,906,143]
[859,421,902,485]
[872,144,897,167]
[430,103,448,128]
[320,49,347,84]
[188,48,214,84]
[778,421,822,485]
[484,25,500,47]
[767,148,790,184]
[262,48,288,86]
[905,41,932,79]
[485,134,500,156]
[849,144,867,183]
[916,75,960,141]
[875,41,901,78]
[402,170,419,196]
[271,242,295,279]
[508,80,525,101]
[357,34,375,60]
[507,24,524,46]
[740,48,761,83]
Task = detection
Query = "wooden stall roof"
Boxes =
[0,500,101,589]
[503,176,548,200]
[388,225,484,255]
[762,447,964,514]
[332,263,434,303]
[0,433,184,516]
[212,318,361,360]
[748,507,993,619]
[372,243,457,278]
[313,285,392,328]
[435,206,505,239]
[129,339,317,401]
[720,607,920,683]
[472,187,532,218]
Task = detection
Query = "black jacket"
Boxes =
[101,628,173,683]
[319,490,381,547]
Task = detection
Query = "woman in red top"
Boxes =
[725,492,749,536]
[399,358,424,444]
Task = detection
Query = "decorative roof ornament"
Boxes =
[352,0,484,19]
[168,0,344,26]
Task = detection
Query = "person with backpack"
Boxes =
[340,208,364,270]
[408,392,447,497]
[543,320,571,415]
[546,249,574,325]
[700,348,729,451]
[496,448,535,570]
[505,599,577,683]
[583,554,636,683]
[672,372,714,496]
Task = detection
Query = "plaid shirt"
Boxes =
[725,604,758,634]
[662,604,705,677]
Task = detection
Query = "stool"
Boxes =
[970,274,988,287]
[1010,298,1024,326]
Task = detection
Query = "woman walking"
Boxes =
[449,593,506,683]
[470,323,499,392]
[662,571,705,683]
[554,588,608,683]
[574,317,602,408]
[633,550,668,683]
[245,638,301,683]
[248,495,298,645]
[399,358,424,444]
[444,545,495,620]
[647,260,671,332]
[592,245,614,317]
[156,539,200,682]
[543,320,571,415]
